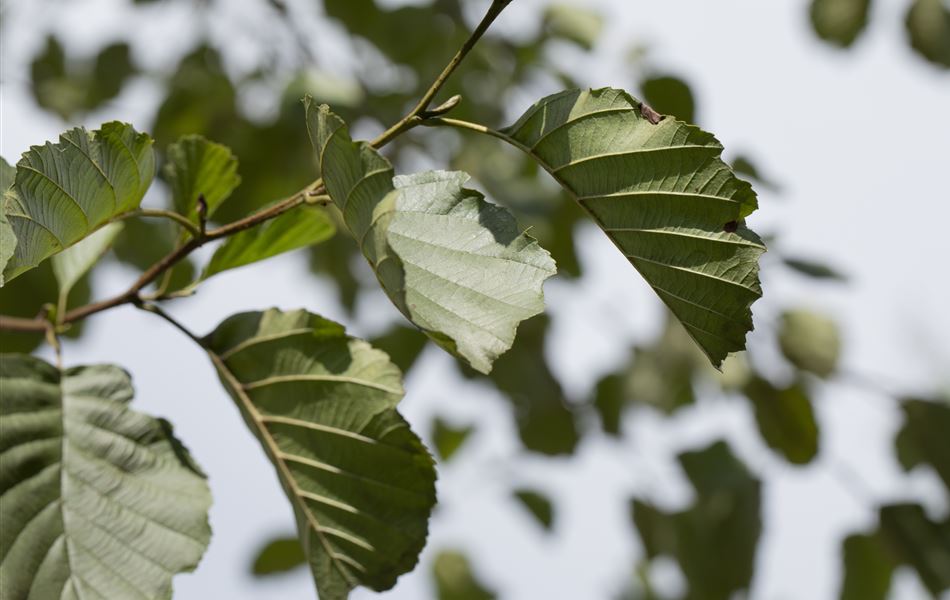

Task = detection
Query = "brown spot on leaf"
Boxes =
[723,220,738,233]
[639,103,664,125]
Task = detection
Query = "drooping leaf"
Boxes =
[250,535,307,576]
[432,550,497,600]
[164,134,241,223]
[778,309,841,378]
[839,533,894,600]
[878,504,950,595]
[905,0,950,68]
[543,4,603,50]
[204,308,437,600]
[895,398,950,491]
[641,75,696,123]
[202,205,335,279]
[500,88,765,368]
[2,122,154,282]
[52,222,123,308]
[0,158,17,285]
[743,376,820,465]
[431,417,474,463]
[630,441,762,600]
[781,256,847,281]
[369,325,429,374]
[810,0,872,48]
[0,354,212,599]
[306,100,556,374]
[513,489,555,531]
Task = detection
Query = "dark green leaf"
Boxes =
[839,533,894,600]
[0,158,17,285]
[895,398,950,492]
[810,0,872,47]
[0,354,212,598]
[250,536,307,576]
[205,308,437,600]
[731,155,781,192]
[501,88,765,368]
[431,417,474,463]
[164,135,241,223]
[513,489,554,531]
[781,256,848,281]
[369,325,429,374]
[641,75,696,123]
[906,0,950,68]
[743,376,820,464]
[593,373,625,436]
[432,550,497,600]
[879,504,950,595]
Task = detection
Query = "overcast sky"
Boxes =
[2,0,948,599]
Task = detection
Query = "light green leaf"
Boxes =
[500,88,765,368]
[164,135,241,222]
[205,308,437,600]
[778,309,841,378]
[250,535,307,576]
[2,122,154,283]
[305,100,556,374]
[203,205,335,279]
[905,0,950,68]
[0,158,17,286]
[0,354,211,599]
[432,550,497,600]
[513,489,555,531]
[743,376,820,465]
[543,4,603,50]
[810,0,872,48]
[52,221,123,308]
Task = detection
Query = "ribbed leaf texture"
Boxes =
[1,122,154,283]
[0,158,17,285]
[0,354,211,599]
[305,100,556,374]
[205,309,437,600]
[164,134,241,223]
[501,88,765,367]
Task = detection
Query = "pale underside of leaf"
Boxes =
[52,221,124,302]
[2,122,154,283]
[500,87,765,367]
[205,308,436,600]
[0,354,211,600]
[305,99,556,374]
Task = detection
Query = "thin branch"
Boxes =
[133,300,206,347]
[130,208,202,238]
[370,0,514,148]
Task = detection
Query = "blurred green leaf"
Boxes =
[778,309,841,378]
[203,206,335,279]
[543,4,603,50]
[0,261,90,353]
[369,324,429,374]
[906,0,950,68]
[895,398,950,491]
[513,489,554,531]
[433,550,497,600]
[731,155,781,192]
[743,376,820,465]
[250,536,306,576]
[641,75,696,123]
[631,441,762,600]
[52,222,123,310]
[839,533,893,600]
[431,417,474,463]
[879,504,950,595]
[810,0,872,48]
[0,157,17,285]
[110,216,196,292]
[781,256,848,281]
[165,135,241,222]
[309,231,363,315]
[593,372,625,436]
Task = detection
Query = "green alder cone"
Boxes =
[0,354,212,599]
[501,87,766,368]
[204,308,437,600]
[1,122,154,283]
[305,99,556,374]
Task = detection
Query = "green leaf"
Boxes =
[204,308,437,600]
[895,398,950,491]
[878,504,950,595]
[810,0,872,48]
[592,373,625,436]
[778,309,841,378]
[513,489,554,531]
[743,376,820,465]
[543,4,604,50]
[0,354,212,599]
[641,75,696,123]
[431,417,474,463]
[905,0,950,68]
[0,158,17,286]
[202,205,335,279]
[501,88,765,368]
[432,550,497,600]
[369,325,429,374]
[839,533,894,600]
[250,535,307,576]
[306,100,556,374]
[2,122,155,283]
[731,154,781,192]
[164,135,241,223]
[781,256,847,281]
[52,222,123,306]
